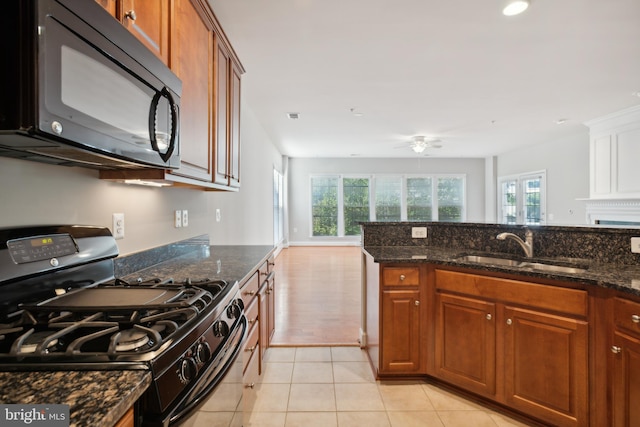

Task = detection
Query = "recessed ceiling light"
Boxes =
[287,112,300,119]
[503,0,530,16]
[633,91,640,98]
[349,108,364,117]
[555,118,567,125]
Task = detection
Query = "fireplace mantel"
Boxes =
[583,198,640,225]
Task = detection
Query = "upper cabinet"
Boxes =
[96,0,170,65]
[586,105,640,199]
[98,0,245,191]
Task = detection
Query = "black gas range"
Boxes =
[0,226,247,426]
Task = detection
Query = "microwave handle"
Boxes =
[149,87,178,163]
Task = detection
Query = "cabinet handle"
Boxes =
[399,274,406,281]
[243,290,256,296]
[248,318,257,325]
[245,346,256,353]
[124,10,137,21]
[245,383,255,389]
[611,345,622,354]
[414,300,420,306]
[486,314,492,320]
[632,314,640,324]
[506,318,512,325]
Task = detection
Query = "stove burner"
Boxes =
[115,329,150,352]
[20,332,59,354]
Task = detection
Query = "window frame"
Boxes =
[309,173,467,237]
[498,170,547,225]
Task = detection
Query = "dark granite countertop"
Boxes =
[364,245,640,297]
[0,370,150,427]
[0,244,275,427]
[118,245,276,285]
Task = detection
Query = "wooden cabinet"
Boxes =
[503,306,588,427]
[95,0,169,64]
[435,293,496,397]
[611,296,640,427]
[374,265,426,376]
[434,269,589,427]
[99,0,245,191]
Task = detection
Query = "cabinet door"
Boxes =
[435,293,496,397]
[612,331,640,427]
[96,0,117,16]
[380,289,422,373]
[170,0,214,181]
[504,306,588,427]
[121,0,170,64]
[214,41,230,186]
[228,62,242,188]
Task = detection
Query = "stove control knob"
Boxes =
[178,357,198,384]
[195,342,211,364]
[212,320,229,338]
[227,302,242,319]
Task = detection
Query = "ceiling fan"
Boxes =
[397,136,443,154]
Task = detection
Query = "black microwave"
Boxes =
[0,0,181,169]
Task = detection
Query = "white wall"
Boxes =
[0,102,281,255]
[287,157,486,245]
[496,130,590,225]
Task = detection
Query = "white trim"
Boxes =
[584,198,640,224]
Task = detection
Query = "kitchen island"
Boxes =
[362,221,640,427]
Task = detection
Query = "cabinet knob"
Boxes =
[399,274,406,281]
[245,346,256,353]
[243,290,256,296]
[611,345,622,354]
[245,382,255,389]
[124,10,137,21]
[632,314,640,324]
[506,318,512,325]
[486,314,492,320]
[414,300,420,306]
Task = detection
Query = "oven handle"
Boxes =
[167,315,247,426]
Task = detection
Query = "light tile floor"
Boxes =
[245,346,536,427]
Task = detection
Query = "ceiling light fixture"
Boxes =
[409,136,442,154]
[286,112,300,119]
[503,0,530,16]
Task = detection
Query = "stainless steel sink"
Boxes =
[517,262,587,274]
[456,255,522,267]
[455,255,587,274]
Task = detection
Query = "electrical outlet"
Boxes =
[182,210,189,227]
[215,209,221,222]
[412,227,428,238]
[174,210,182,228]
[632,237,640,253]
[112,213,125,240]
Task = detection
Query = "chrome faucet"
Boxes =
[496,229,534,258]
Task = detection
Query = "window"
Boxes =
[437,177,464,221]
[311,176,338,236]
[498,171,546,225]
[343,178,370,235]
[406,177,432,221]
[310,174,466,237]
[273,168,284,245]
[374,176,402,221]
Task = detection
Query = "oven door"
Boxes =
[162,316,247,427]
[34,0,180,168]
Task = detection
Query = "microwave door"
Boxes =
[36,2,179,168]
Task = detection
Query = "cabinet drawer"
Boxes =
[243,319,259,374]
[382,267,420,286]
[240,271,260,308]
[435,269,588,317]
[614,297,640,336]
[245,297,259,331]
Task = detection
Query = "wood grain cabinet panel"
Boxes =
[435,293,496,397]
[121,0,170,64]
[381,289,422,373]
[611,296,640,427]
[504,306,588,427]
